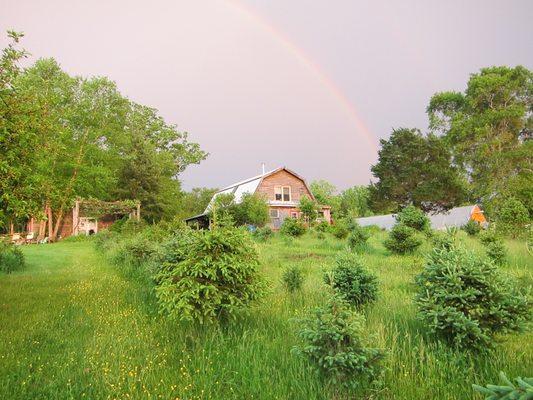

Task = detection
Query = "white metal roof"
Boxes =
[356,205,480,231]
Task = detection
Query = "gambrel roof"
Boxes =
[204,166,315,214]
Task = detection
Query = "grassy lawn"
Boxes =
[0,232,531,399]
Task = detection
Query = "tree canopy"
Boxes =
[0,32,207,236]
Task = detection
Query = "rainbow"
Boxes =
[223,0,379,152]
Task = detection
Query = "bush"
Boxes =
[324,252,378,307]
[473,371,533,399]
[315,220,329,232]
[415,245,530,351]
[494,196,530,237]
[347,223,370,252]
[462,219,481,236]
[486,241,507,266]
[292,296,384,390]
[282,266,304,293]
[253,226,273,241]
[280,217,306,237]
[431,231,456,251]
[155,226,264,323]
[384,223,422,254]
[330,219,349,239]
[479,230,507,266]
[395,205,430,232]
[0,242,24,273]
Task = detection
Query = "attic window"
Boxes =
[275,186,291,202]
[270,209,279,218]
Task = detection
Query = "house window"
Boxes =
[275,186,291,202]
[270,209,279,218]
[291,211,298,219]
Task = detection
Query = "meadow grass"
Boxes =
[0,231,531,399]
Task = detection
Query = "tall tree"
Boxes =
[427,66,532,205]
[338,186,373,218]
[0,31,40,229]
[370,128,466,213]
[310,180,340,212]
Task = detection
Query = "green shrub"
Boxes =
[395,205,430,232]
[431,231,456,251]
[462,219,482,236]
[93,230,117,252]
[120,234,161,265]
[155,226,264,323]
[253,226,273,241]
[330,219,349,239]
[347,223,370,252]
[415,245,530,351]
[479,230,507,266]
[486,241,507,266]
[473,371,533,399]
[315,220,329,232]
[493,196,530,238]
[384,223,422,254]
[282,266,304,293]
[0,242,25,273]
[292,296,384,390]
[324,252,378,307]
[280,217,306,237]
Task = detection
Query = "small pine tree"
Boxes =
[347,222,370,252]
[384,223,422,254]
[282,266,304,293]
[473,371,533,399]
[395,205,430,232]
[415,244,529,351]
[292,296,384,390]
[324,252,378,307]
[280,217,306,237]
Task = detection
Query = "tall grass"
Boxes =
[0,231,531,399]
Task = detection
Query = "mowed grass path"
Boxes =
[0,234,532,399]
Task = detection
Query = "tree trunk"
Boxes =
[47,204,53,241]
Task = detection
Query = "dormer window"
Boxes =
[275,186,291,202]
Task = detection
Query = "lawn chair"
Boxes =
[25,232,35,244]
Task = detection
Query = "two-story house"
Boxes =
[186,167,331,229]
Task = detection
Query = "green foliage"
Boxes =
[292,296,384,390]
[155,226,264,324]
[472,371,533,399]
[347,221,370,252]
[427,66,532,204]
[415,245,530,351]
[310,180,340,212]
[330,219,349,239]
[177,187,218,220]
[280,217,306,237]
[431,230,456,251]
[232,193,270,227]
[282,266,304,293]
[395,205,430,232]
[252,226,273,242]
[298,196,320,224]
[338,186,373,218]
[370,128,466,213]
[479,230,507,265]
[315,220,329,232]
[462,219,482,236]
[325,252,378,307]
[0,241,25,273]
[485,241,507,266]
[384,223,422,254]
[0,32,207,236]
[493,196,530,238]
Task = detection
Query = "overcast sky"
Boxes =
[1,0,532,190]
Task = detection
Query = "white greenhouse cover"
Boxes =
[356,205,479,231]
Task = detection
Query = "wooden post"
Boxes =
[136,203,141,221]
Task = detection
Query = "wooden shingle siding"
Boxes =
[256,170,313,203]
